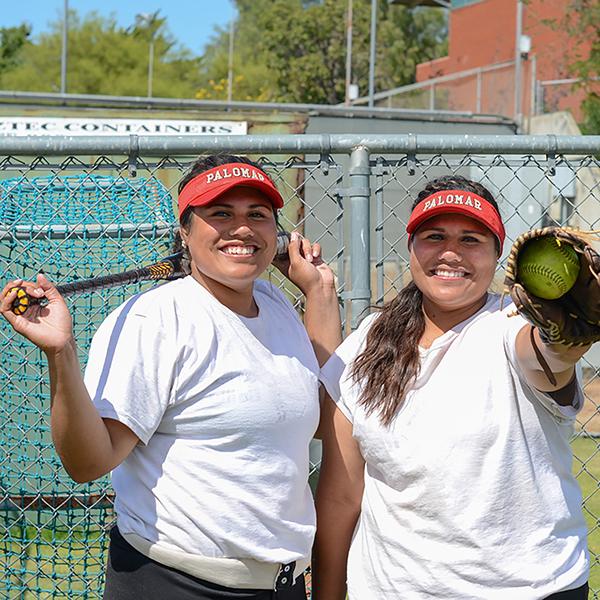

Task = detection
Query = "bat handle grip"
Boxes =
[10,286,43,315]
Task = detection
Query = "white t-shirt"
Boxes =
[85,276,320,564]
[320,294,588,600]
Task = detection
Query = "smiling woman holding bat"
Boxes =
[313,176,600,600]
[1,154,341,600]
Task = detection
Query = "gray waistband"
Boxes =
[122,532,310,590]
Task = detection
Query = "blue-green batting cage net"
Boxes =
[0,174,177,597]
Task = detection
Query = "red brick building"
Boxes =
[406,0,593,123]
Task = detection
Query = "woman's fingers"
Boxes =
[35,273,62,302]
[300,236,314,263]
[287,231,303,259]
[1,279,22,301]
[0,274,64,323]
[0,284,21,325]
[287,231,328,268]
[2,279,32,307]
[289,231,321,264]
[1,277,50,316]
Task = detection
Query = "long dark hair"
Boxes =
[171,154,276,272]
[350,175,502,426]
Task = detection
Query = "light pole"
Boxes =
[368,0,377,107]
[345,0,353,106]
[148,34,155,98]
[227,18,234,103]
[514,0,523,127]
[61,0,68,94]
[136,12,157,98]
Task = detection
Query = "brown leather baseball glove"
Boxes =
[503,226,600,348]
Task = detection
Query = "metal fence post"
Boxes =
[347,145,371,330]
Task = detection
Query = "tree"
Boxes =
[196,0,278,102]
[0,24,31,75]
[571,0,600,134]
[0,10,202,98]
[196,0,447,104]
[0,2,447,106]
[551,0,600,133]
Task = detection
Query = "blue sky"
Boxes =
[2,1,236,55]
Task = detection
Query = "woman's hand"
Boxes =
[273,231,336,296]
[0,274,74,355]
[274,232,342,364]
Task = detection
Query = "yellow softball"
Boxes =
[517,236,580,300]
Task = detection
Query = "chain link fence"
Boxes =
[0,133,599,598]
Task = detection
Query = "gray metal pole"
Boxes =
[227,19,235,103]
[530,53,537,121]
[536,80,544,115]
[148,38,154,98]
[375,162,385,304]
[368,0,377,108]
[1,133,599,156]
[348,145,371,329]
[345,0,353,106]
[514,0,523,128]
[476,68,482,113]
[0,90,508,121]
[60,0,68,94]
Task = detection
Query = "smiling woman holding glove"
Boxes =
[313,175,593,600]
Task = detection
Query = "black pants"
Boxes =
[545,583,589,600]
[104,527,307,600]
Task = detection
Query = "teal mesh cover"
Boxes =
[0,174,177,597]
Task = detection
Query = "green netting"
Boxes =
[0,174,177,597]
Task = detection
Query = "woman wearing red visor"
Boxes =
[314,176,590,599]
[1,155,341,599]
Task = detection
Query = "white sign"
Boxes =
[0,117,247,136]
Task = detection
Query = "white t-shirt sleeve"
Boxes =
[501,308,584,420]
[84,294,179,445]
[320,313,378,422]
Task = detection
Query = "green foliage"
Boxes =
[252,0,347,104]
[196,2,277,102]
[554,0,600,133]
[0,24,31,74]
[0,11,202,98]
[197,0,447,104]
[0,2,447,105]
[580,94,600,135]
[571,1,600,134]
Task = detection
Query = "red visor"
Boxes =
[406,189,505,247]
[178,163,284,218]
